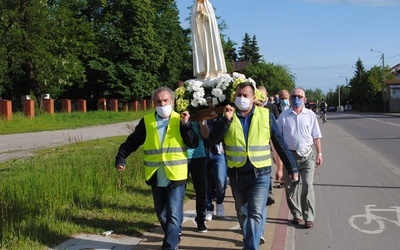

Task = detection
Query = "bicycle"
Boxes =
[349,204,400,234]
[321,110,327,124]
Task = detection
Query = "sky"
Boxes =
[176,0,400,94]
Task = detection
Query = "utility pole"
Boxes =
[370,49,386,112]
[339,76,348,111]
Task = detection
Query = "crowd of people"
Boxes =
[114,82,323,250]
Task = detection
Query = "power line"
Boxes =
[288,53,400,71]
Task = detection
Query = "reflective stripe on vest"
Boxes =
[224,107,271,168]
[143,111,188,181]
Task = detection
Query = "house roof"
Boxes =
[390,63,400,73]
[233,61,252,72]
[386,78,400,85]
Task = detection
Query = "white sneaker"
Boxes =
[260,235,266,245]
[205,211,213,221]
[216,203,224,217]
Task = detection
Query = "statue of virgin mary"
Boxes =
[191,0,227,79]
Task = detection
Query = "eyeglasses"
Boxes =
[291,95,304,99]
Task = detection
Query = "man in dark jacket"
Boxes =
[115,87,198,250]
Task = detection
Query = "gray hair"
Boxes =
[151,87,175,102]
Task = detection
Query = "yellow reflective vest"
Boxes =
[143,111,188,181]
[224,107,272,168]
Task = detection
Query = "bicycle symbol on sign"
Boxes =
[349,205,400,234]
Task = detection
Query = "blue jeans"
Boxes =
[151,184,185,250]
[206,152,227,210]
[229,167,270,250]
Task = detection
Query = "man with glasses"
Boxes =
[276,88,323,229]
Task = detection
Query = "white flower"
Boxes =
[247,77,256,89]
[211,88,226,102]
[233,72,246,80]
[191,99,199,107]
[202,77,218,88]
[180,72,255,112]
[187,79,203,92]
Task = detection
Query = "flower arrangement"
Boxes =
[174,72,263,120]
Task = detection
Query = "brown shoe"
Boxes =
[305,221,314,228]
[291,218,303,225]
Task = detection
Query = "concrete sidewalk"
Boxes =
[56,183,291,250]
[135,184,291,250]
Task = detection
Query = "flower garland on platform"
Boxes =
[175,72,263,114]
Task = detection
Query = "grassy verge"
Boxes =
[0,128,194,249]
[0,110,152,135]
[0,137,154,249]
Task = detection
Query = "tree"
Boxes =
[305,88,324,103]
[238,33,252,62]
[152,0,192,87]
[349,59,368,109]
[249,34,262,63]
[242,62,295,95]
[1,0,93,106]
[83,0,166,103]
[222,37,237,71]
[237,33,262,63]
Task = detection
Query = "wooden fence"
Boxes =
[0,98,153,120]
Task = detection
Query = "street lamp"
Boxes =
[370,49,386,111]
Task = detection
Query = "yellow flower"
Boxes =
[175,87,186,98]
[255,89,266,103]
[230,91,236,102]
[233,78,245,89]
[176,98,189,112]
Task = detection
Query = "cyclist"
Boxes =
[320,99,328,123]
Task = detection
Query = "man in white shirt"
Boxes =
[276,88,323,229]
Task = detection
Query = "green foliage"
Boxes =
[1,0,95,101]
[305,88,324,103]
[238,33,262,63]
[0,137,155,249]
[242,62,295,96]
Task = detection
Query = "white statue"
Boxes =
[191,0,227,79]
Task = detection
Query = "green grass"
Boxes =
[0,110,195,249]
[0,110,152,135]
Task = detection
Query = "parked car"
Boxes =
[344,104,352,111]
[328,106,337,112]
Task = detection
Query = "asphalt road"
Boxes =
[0,121,138,162]
[293,112,400,250]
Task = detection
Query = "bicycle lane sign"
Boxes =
[349,204,400,234]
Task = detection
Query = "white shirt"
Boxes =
[277,107,322,151]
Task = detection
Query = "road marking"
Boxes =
[366,117,400,128]
[349,205,400,234]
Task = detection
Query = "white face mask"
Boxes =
[235,96,251,111]
[156,104,172,118]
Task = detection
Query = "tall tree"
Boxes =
[249,34,262,63]
[237,33,262,63]
[349,59,368,109]
[238,33,252,62]
[152,0,192,87]
[85,0,165,102]
[1,0,92,104]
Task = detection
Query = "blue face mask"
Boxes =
[281,99,289,106]
[291,97,303,108]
